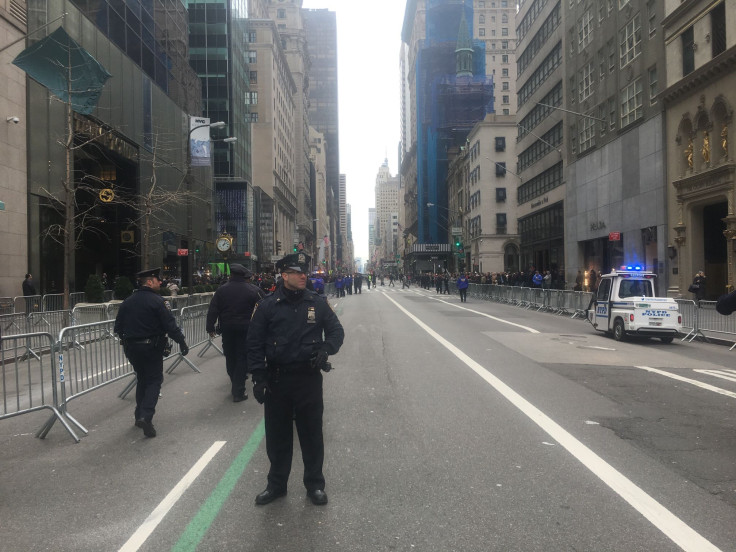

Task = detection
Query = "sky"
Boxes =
[302,0,407,263]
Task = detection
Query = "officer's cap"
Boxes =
[229,263,252,278]
[136,267,161,280]
[276,252,310,273]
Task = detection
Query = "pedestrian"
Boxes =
[22,273,36,296]
[354,273,362,294]
[247,252,345,506]
[402,274,411,289]
[532,270,543,288]
[167,280,180,296]
[389,273,395,286]
[443,272,449,294]
[114,268,189,438]
[589,268,598,292]
[206,264,264,402]
[456,272,469,302]
[689,271,707,303]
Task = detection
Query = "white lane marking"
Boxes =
[118,441,227,552]
[636,366,736,400]
[403,294,540,334]
[383,294,722,552]
[693,369,736,384]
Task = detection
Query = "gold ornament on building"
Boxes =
[722,125,728,156]
[684,138,694,169]
[702,130,710,164]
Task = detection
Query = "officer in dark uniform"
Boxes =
[247,252,344,506]
[206,263,263,402]
[114,268,189,438]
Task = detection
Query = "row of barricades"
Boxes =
[0,291,214,316]
[465,284,595,318]
[0,302,222,443]
[675,299,736,348]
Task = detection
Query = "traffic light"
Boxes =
[455,238,461,248]
[293,244,298,252]
[276,240,282,253]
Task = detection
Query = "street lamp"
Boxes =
[185,120,227,290]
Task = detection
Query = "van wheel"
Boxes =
[613,319,626,341]
[660,336,674,344]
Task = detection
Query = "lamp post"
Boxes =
[185,119,227,290]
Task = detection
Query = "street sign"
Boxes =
[609,232,621,241]
[177,248,189,256]
[271,255,283,262]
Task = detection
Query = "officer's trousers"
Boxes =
[125,341,165,422]
[221,327,248,398]
[264,370,324,492]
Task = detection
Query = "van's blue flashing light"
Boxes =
[623,265,643,271]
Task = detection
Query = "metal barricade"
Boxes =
[42,293,65,312]
[69,292,86,308]
[325,283,336,297]
[14,295,42,314]
[71,304,109,326]
[675,299,700,341]
[0,332,78,441]
[1,313,29,338]
[166,304,213,374]
[689,301,736,346]
[26,311,70,358]
[105,302,121,321]
[0,297,14,315]
[42,321,133,441]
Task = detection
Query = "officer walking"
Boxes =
[114,268,189,438]
[206,263,263,402]
[247,252,344,506]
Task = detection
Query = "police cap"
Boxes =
[136,267,161,280]
[276,252,310,273]
[229,263,252,278]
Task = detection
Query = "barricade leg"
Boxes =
[36,408,82,443]
[197,335,224,357]
[165,352,201,374]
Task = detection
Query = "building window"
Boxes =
[608,39,616,72]
[599,49,606,80]
[502,95,510,104]
[648,65,658,104]
[496,136,506,151]
[647,1,656,37]
[502,81,509,90]
[480,15,485,24]
[711,2,726,57]
[681,26,694,76]
[247,50,257,63]
[502,54,508,63]
[247,32,257,43]
[502,68,509,77]
[503,109,510,115]
[598,104,607,135]
[497,213,507,230]
[277,9,286,18]
[245,91,258,105]
[620,78,643,127]
[619,14,642,68]
[250,113,258,122]
[502,14,508,23]
[249,71,257,84]
[578,62,594,102]
[502,40,509,49]
[496,188,507,201]
[502,27,509,36]
[496,162,507,176]
[608,96,617,130]
[578,9,593,53]
[480,28,486,36]
[579,113,596,151]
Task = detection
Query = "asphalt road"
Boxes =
[1,285,736,551]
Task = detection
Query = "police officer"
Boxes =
[114,268,189,438]
[206,263,263,402]
[247,252,344,506]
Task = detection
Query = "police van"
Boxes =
[586,267,682,343]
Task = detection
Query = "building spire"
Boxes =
[455,11,474,78]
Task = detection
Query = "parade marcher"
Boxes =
[247,252,345,506]
[206,264,264,402]
[114,268,189,438]
[22,273,36,296]
[457,272,469,302]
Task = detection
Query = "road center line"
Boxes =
[636,365,736,399]
[383,293,721,552]
[118,440,227,552]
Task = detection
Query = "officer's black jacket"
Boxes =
[246,287,344,375]
[716,289,736,315]
[206,276,263,332]
[114,286,186,344]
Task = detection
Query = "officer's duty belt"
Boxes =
[125,337,157,345]
[272,362,311,373]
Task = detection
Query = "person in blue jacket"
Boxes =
[456,272,469,302]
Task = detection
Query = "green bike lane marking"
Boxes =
[171,419,265,552]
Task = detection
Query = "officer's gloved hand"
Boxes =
[253,379,270,404]
[311,349,329,372]
[180,342,189,356]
